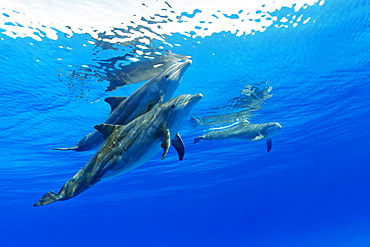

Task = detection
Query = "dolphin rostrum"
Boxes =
[34,93,203,206]
[53,59,192,152]
[194,121,282,152]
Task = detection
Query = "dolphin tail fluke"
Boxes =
[193,137,204,144]
[33,191,59,207]
[52,146,79,151]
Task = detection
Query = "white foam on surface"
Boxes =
[1,0,324,42]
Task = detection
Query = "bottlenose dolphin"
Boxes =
[194,121,282,152]
[34,94,203,206]
[53,59,192,152]
[105,52,190,91]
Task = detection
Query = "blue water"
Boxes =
[1,0,370,246]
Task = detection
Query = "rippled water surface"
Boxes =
[1,0,370,246]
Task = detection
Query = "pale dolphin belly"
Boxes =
[101,141,162,180]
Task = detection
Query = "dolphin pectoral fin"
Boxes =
[251,134,264,141]
[94,124,121,139]
[147,103,155,112]
[148,95,164,111]
[146,95,164,112]
[161,129,171,160]
[33,191,59,206]
[52,146,79,151]
[266,138,272,152]
[171,133,185,161]
[104,96,127,113]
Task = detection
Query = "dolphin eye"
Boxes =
[171,104,175,109]
[164,74,170,79]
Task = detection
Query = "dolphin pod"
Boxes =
[53,59,192,152]
[34,52,282,206]
[194,121,282,152]
[34,94,203,206]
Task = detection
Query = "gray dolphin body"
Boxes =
[53,59,192,152]
[34,94,203,206]
[194,121,282,152]
[105,52,190,91]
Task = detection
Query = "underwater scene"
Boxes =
[1,0,370,246]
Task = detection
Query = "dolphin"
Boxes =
[194,121,282,152]
[34,94,203,206]
[53,59,192,152]
[105,52,190,91]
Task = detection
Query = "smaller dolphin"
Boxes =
[194,121,282,152]
[53,59,191,152]
[34,93,203,206]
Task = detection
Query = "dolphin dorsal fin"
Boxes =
[104,97,127,113]
[94,124,121,139]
